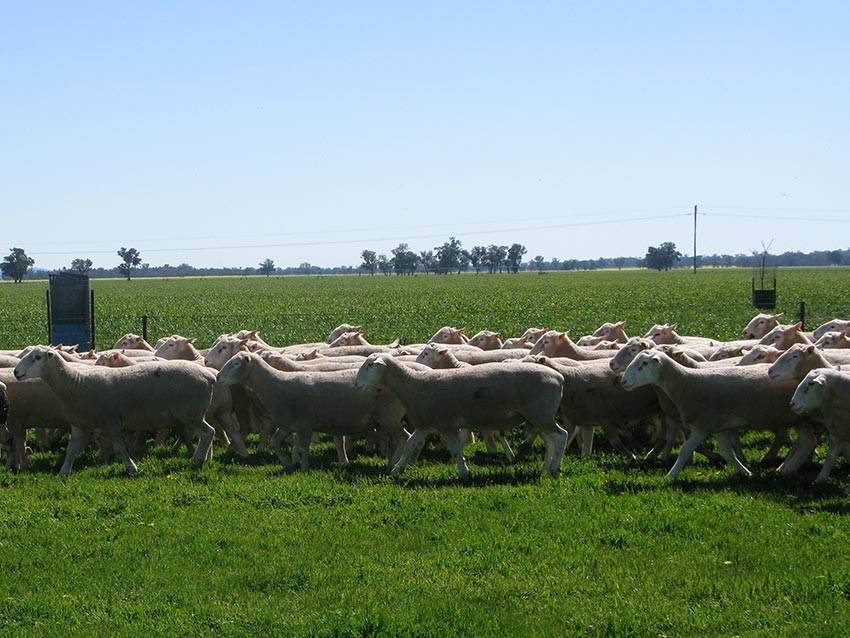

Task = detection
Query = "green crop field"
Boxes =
[1,268,850,637]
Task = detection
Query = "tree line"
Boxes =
[1,241,847,282]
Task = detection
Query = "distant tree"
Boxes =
[613,257,626,270]
[828,250,843,266]
[299,262,313,275]
[258,258,275,277]
[645,242,682,271]
[505,243,527,274]
[1,247,35,283]
[550,257,560,270]
[435,236,463,274]
[70,258,93,274]
[391,243,418,275]
[467,246,487,274]
[117,247,142,280]
[360,250,377,275]
[419,250,437,274]
[486,245,508,274]
[377,254,392,275]
[532,255,545,273]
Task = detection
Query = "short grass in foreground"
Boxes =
[1,436,849,637]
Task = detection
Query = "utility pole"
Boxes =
[693,204,698,274]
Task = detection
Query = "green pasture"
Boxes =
[1,268,850,636]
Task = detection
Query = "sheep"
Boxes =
[428,326,469,344]
[575,335,607,347]
[812,318,850,342]
[95,351,162,367]
[758,323,813,350]
[769,344,849,382]
[621,350,804,479]
[592,340,621,351]
[531,355,659,460]
[467,330,503,351]
[643,323,717,348]
[354,353,567,478]
[519,327,548,344]
[13,346,217,476]
[742,312,784,339]
[329,331,370,348]
[790,369,850,483]
[501,336,534,349]
[528,331,617,361]
[414,344,516,461]
[0,369,76,471]
[736,345,783,367]
[153,334,251,458]
[260,351,364,373]
[591,320,629,344]
[327,323,362,344]
[0,355,22,368]
[217,352,408,470]
[113,333,155,351]
[814,331,850,349]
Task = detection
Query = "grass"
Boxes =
[1,268,850,636]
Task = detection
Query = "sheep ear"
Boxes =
[670,323,678,331]
[187,337,196,344]
[793,322,803,331]
[46,350,55,359]
[651,352,663,363]
[240,339,250,347]
[112,352,120,360]
[805,345,816,354]
[388,338,401,348]
[617,320,627,328]
[772,313,784,320]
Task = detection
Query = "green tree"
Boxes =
[1,247,35,283]
[645,242,682,271]
[391,243,418,275]
[467,246,487,274]
[419,250,437,275]
[485,245,508,274]
[435,236,463,274]
[117,247,142,280]
[827,250,843,266]
[70,258,93,274]
[360,250,377,275]
[506,243,527,274]
[533,255,545,273]
[258,258,276,277]
[377,254,392,275]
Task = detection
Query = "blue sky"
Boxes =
[3,2,848,270]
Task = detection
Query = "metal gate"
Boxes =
[48,272,94,350]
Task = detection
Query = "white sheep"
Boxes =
[812,318,850,342]
[528,331,617,361]
[741,312,784,339]
[354,353,567,478]
[814,331,850,349]
[736,345,783,367]
[327,323,362,344]
[621,350,803,479]
[591,320,629,344]
[217,352,408,470]
[467,330,503,351]
[113,333,155,351]
[428,326,469,344]
[790,369,850,483]
[13,346,217,476]
[758,322,812,350]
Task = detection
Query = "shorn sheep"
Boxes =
[621,350,805,479]
[217,352,408,470]
[354,353,567,478]
[14,346,217,476]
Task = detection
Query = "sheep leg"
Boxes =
[186,418,215,468]
[493,431,515,463]
[815,435,843,484]
[715,431,752,476]
[778,426,819,475]
[212,409,249,459]
[666,429,708,479]
[7,423,27,471]
[269,428,294,467]
[295,431,312,472]
[59,426,87,477]
[543,424,568,477]
[333,436,349,464]
[111,433,139,476]
[730,432,747,466]
[579,426,594,456]
[482,431,499,455]
[442,430,470,479]
[761,428,790,465]
[601,423,637,460]
[390,429,428,476]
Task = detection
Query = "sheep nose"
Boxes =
[13,369,23,380]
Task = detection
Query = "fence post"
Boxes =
[142,315,148,343]
[90,290,96,350]
[799,301,805,330]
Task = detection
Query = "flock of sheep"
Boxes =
[2,312,850,485]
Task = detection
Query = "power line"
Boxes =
[28,213,692,257]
